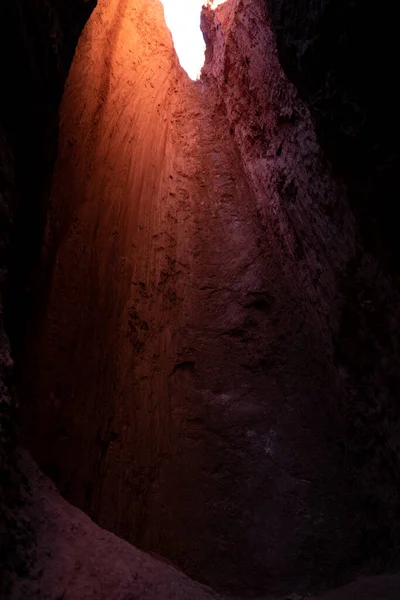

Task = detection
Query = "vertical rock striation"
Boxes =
[2,0,400,597]
[202,0,400,583]
[16,0,400,595]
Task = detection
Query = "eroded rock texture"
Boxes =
[0,0,96,594]
[265,0,400,271]
[202,0,400,580]
[1,0,400,598]
[14,0,400,596]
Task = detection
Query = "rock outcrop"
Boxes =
[0,0,96,594]
[202,0,400,582]
[1,0,400,598]
[14,0,400,595]
[265,0,400,272]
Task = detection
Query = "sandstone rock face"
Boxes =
[2,0,400,597]
[0,1,96,594]
[265,0,400,272]
[202,0,400,579]
[15,0,400,596]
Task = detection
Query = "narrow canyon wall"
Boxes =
[0,0,96,593]
[202,0,400,576]
[16,0,400,597]
[1,0,398,597]
[260,4,400,530]
[265,0,400,273]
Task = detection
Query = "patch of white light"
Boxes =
[209,0,228,7]
[160,0,228,80]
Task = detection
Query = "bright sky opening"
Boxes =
[160,0,228,80]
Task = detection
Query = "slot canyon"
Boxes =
[1,0,400,598]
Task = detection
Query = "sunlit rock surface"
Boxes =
[1,0,400,598]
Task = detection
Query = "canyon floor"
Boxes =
[8,451,400,599]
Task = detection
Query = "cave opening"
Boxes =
[160,0,206,80]
[160,0,228,80]
[2,0,400,598]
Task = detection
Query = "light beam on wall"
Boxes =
[160,0,228,80]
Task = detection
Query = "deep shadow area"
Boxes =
[266,0,400,274]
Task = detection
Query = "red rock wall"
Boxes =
[14,0,400,596]
[202,0,400,579]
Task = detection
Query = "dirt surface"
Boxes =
[7,451,219,600]
[7,452,400,599]
[14,0,400,597]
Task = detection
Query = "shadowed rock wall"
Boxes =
[265,0,400,272]
[202,0,400,582]
[0,0,96,593]
[17,0,400,595]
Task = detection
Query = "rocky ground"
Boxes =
[7,452,400,598]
